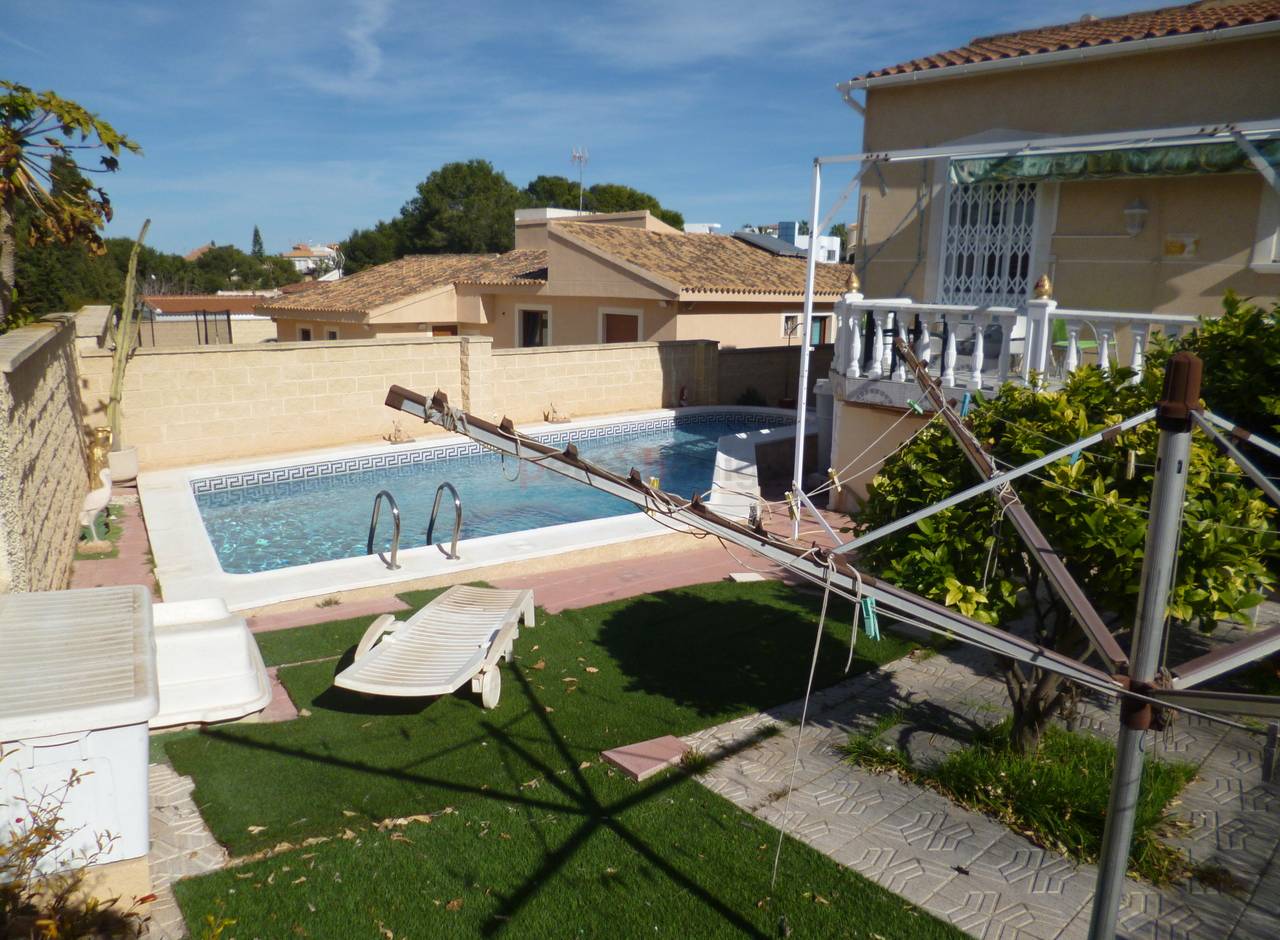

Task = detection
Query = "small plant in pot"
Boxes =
[105,219,150,483]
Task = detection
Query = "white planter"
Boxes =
[108,445,139,483]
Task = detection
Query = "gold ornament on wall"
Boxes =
[1033,275,1053,300]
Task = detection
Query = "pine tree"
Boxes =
[251,225,264,259]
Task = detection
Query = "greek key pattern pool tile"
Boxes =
[190,411,790,493]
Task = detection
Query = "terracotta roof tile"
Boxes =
[259,250,548,314]
[855,1,1280,80]
[552,223,853,296]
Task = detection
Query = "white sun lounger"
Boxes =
[333,586,534,708]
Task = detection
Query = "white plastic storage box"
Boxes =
[151,598,272,728]
[0,586,157,870]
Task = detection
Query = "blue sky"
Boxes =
[6,0,1140,255]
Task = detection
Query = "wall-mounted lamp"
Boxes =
[1123,199,1149,237]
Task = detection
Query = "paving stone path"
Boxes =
[683,644,1280,940]
[146,764,227,939]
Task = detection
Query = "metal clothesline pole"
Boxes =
[791,159,823,540]
[1089,352,1201,940]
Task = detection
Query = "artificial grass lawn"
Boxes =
[167,580,965,938]
[843,714,1197,884]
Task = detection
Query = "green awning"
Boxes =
[949,138,1280,185]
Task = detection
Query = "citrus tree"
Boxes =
[858,364,1276,753]
[1157,291,1280,438]
[1,82,138,331]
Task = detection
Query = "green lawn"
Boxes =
[168,580,964,938]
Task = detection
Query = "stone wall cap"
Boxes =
[0,318,72,375]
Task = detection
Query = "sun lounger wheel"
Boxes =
[478,666,501,709]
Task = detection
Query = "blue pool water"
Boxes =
[195,414,788,574]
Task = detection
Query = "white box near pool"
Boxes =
[0,586,157,870]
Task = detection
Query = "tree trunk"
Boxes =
[1009,686,1051,755]
[1,191,15,329]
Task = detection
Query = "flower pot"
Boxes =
[108,445,139,484]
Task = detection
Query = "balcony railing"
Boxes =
[830,292,1200,398]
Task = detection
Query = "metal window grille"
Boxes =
[939,181,1039,307]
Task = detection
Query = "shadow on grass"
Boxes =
[197,664,781,937]
[597,583,909,720]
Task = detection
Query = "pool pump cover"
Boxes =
[0,586,158,868]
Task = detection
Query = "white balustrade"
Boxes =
[890,313,906,382]
[1064,321,1081,375]
[969,315,986,390]
[868,311,884,378]
[1097,327,1113,375]
[941,318,957,387]
[827,296,1198,403]
[881,312,894,379]
[1129,328,1146,382]
[915,314,932,374]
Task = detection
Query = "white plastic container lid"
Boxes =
[0,586,158,741]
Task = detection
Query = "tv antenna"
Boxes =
[570,147,589,213]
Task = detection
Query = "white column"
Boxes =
[833,304,850,375]
[868,310,884,378]
[848,304,863,378]
[915,313,932,374]
[942,318,957,387]
[1064,321,1081,375]
[1098,326,1113,375]
[997,315,1013,385]
[969,315,986,390]
[881,311,895,379]
[1129,327,1146,382]
[891,312,906,383]
[1024,297,1057,381]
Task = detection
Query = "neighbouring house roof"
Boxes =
[853,0,1280,81]
[278,279,325,295]
[282,243,340,259]
[551,223,853,296]
[183,242,215,262]
[259,250,548,315]
[143,294,272,315]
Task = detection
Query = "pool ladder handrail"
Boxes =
[427,481,462,560]
[366,490,402,570]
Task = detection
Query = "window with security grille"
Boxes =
[938,181,1039,306]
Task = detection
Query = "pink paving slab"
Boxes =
[601,735,690,782]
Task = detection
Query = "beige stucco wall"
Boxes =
[858,35,1280,313]
[828,401,929,512]
[484,295,678,348]
[674,301,839,348]
[485,340,718,424]
[0,317,91,593]
[74,334,728,468]
[78,336,466,469]
[719,344,834,407]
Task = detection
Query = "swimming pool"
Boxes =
[138,407,799,611]
[191,412,791,574]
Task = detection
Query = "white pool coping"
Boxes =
[138,406,796,612]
